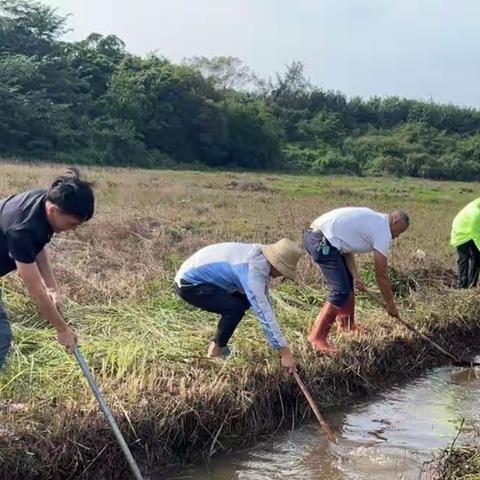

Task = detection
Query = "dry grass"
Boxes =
[0,161,479,479]
[426,429,480,480]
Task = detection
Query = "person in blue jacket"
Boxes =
[175,238,304,372]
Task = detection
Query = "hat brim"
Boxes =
[261,244,297,280]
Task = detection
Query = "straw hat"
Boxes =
[261,238,304,280]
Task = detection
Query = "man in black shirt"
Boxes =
[0,168,95,370]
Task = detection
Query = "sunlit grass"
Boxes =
[0,162,479,478]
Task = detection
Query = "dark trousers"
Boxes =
[304,230,353,307]
[176,282,251,347]
[457,240,480,288]
[0,289,12,371]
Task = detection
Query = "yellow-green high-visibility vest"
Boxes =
[451,197,480,250]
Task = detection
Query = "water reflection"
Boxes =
[159,364,480,480]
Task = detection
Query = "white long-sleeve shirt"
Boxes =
[175,242,288,349]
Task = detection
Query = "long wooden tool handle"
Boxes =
[363,289,461,364]
[293,370,336,443]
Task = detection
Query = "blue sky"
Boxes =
[43,0,480,108]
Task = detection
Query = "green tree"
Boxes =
[109,55,227,165]
[183,56,261,92]
[0,0,66,56]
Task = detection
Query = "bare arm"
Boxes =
[16,261,77,352]
[373,251,398,317]
[343,253,366,291]
[36,248,58,292]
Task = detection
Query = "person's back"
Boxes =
[311,206,391,256]
[0,189,45,223]
[0,189,52,277]
[451,197,480,288]
[175,242,260,292]
[451,197,480,248]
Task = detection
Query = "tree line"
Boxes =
[1,0,480,180]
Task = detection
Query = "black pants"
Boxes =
[457,240,480,288]
[176,282,251,347]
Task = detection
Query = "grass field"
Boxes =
[0,162,480,479]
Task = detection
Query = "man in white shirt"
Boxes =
[304,207,409,353]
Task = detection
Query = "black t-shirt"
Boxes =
[0,189,53,277]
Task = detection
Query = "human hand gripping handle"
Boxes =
[363,289,399,319]
[53,290,78,354]
[16,261,78,354]
[279,346,297,373]
[57,326,78,354]
[344,253,366,292]
[386,301,399,319]
[353,276,367,292]
[279,344,336,441]
[362,288,480,367]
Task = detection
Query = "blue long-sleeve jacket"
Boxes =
[175,242,288,349]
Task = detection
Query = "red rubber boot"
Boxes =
[337,293,366,334]
[308,302,340,354]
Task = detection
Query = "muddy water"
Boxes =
[158,363,480,480]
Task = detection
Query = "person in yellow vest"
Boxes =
[451,198,480,288]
